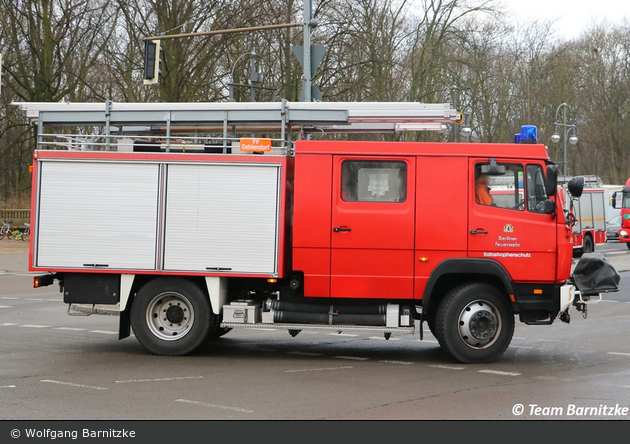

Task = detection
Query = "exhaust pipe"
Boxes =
[273,310,386,326]
[266,299,387,315]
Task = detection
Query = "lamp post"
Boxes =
[551,103,579,177]
[228,52,276,102]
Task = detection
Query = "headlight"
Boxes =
[620,230,628,237]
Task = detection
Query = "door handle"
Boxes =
[470,230,488,235]
[333,227,352,232]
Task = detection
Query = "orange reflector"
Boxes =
[29,166,33,173]
[419,257,429,262]
[267,278,277,283]
[534,289,543,295]
[33,278,40,288]
[509,295,516,303]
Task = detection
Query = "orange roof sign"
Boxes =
[239,138,272,152]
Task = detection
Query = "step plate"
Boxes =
[220,322,415,335]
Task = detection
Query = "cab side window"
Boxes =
[341,161,407,202]
[475,163,524,211]
[526,165,550,213]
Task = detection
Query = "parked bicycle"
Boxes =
[11,223,30,241]
[0,219,14,240]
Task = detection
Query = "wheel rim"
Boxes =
[146,292,195,341]
[458,299,502,349]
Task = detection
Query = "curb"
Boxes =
[71,304,120,316]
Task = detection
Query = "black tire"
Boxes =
[582,235,594,254]
[435,283,514,364]
[626,242,630,250]
[0,229,4,240]
[131,278,218,356]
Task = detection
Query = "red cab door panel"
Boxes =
[468,158,557,283]
[330,156,415,298]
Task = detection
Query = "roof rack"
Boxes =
[13,99,461,153]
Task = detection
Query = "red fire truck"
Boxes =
[559,177,607,255]
[15,101,615,363]
[612,177,630,248]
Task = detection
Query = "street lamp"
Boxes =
[551,103,578,177]
[228,52,276,102]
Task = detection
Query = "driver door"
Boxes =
[467,158,557,283]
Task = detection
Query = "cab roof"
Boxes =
[295,140,550,160]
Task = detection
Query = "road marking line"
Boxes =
[89,330,118,335]
[478,369,521,376]
[285,366,353,373]
[418,339,439,343]
[510,345,534,349]
[0,305,11,308]
[512,337,527,340]
[175,399,253,413]
[1,323,18,326]
[302,331,319,334]
[327,333,359,337]
[23,298,46,301]
[428,364,466,370]
[287,351,324,356]
[0,385,16,388]
[249,328,277,331]
[116,376,204,383]
[600,300,619,303]
[0,297,18,300]
[379,360,413,365]
[537,339,568,343]
[607,352,630,356]
[333,356,369,361]
[533,376,557,380]
[54,327,86,331]
[368,336,401,341]
[19,324,50,328]
[40,380,108,391]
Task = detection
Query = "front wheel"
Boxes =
[131,278,218,356]
[626,242,630,250]
[0,228,5,240]
[582,235,594,254]
[435,283,514,364]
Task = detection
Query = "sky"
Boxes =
[506,0,630,39]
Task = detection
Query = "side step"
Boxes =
[220,321,415,336]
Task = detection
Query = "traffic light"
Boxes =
[143,40,161,85]
[0,53,5,94]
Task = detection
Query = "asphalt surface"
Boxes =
[1,241,630,420]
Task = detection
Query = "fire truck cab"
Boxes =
[16,100,616,364]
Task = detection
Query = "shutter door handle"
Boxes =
[470,230,488,235]
[334,227,352,232]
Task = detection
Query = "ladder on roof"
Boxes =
[13,99,462,153]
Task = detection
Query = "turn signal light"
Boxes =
[29,166,33,173]
[267,278,277,283]
[33,274,55,288]
[419,257,429,262]
[534,289,543,295]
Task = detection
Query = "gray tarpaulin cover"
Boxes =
[572,253,620,295]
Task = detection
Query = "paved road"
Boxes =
[1,243,630,420]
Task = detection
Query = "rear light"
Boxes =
[33,274,55,288]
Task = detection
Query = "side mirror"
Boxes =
[612,192,619,209]
[545,165,558,197]
[568,176,584,198]
[542,199,556,215]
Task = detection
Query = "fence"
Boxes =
[0,209,31,228]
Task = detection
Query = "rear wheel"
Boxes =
[435,283,514,364]
[131,278,218,356]
[0,228,5,240]
[582,235,594,254]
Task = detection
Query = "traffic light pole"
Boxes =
[302,0,312,102]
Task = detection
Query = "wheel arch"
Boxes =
[422,259,518,319]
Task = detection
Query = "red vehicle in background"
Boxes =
[612,178,630,249]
